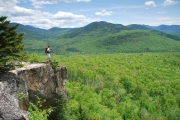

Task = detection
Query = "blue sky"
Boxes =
[0,0,180,29]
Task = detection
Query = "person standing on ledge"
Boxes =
[45,45,51,61]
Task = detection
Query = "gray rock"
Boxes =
[0,82,28,120]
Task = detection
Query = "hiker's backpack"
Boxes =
[45,47,48,53]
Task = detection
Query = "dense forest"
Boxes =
[59,53,180,120]
[28,52,180,120]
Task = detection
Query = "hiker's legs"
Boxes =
[47,53,51,61]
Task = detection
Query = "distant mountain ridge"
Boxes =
[127,24,151,30]
[10,21,180,39]
[143,24,180,35]
[9,21,180,54]
[10,22,72,40]
[10,22,180,36]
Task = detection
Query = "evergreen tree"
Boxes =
[0,16,24,74]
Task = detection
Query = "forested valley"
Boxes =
[28,52,180,120]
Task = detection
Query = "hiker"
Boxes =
[45,45,51,61]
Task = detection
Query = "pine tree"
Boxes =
[0,16,24,74]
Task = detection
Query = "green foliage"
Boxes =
[0,16,24,73]
[28,95,53,120]
[27,53,40,63]
[17,91,28,100]
[51,60,59,69]
[23,39,47,54]
[56,52,180,120]
[19,52,28,62]
[51,97,67,120]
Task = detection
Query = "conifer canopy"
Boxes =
[0,16,24,74]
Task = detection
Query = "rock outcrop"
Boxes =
[0,82,28,120]
[0,62,67,113]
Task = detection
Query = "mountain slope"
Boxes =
[61,21,132,38]
[127,24,150,30]
[50,22,180,54]
[95,30,180,53]
[67,31,179,53]
[10,21,180,54]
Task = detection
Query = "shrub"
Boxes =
[28,95,53,120]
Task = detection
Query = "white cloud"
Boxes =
[11,6,35,16]
[52,11,99,28]
[60,0,91,2]
[95,10,113,16]
[163,0,175,6]
[0,0,19,7]
[0,0,34,16]
[9,10,98,29]
[145,1,156,8]
[29,0,91,8]
[54,11,85,20]
[158,17,170,20]
[29,0,57,8]
[0,0,98,29]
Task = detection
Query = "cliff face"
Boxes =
[0,62,67,110]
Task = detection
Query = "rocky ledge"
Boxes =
[0,62,67,119]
